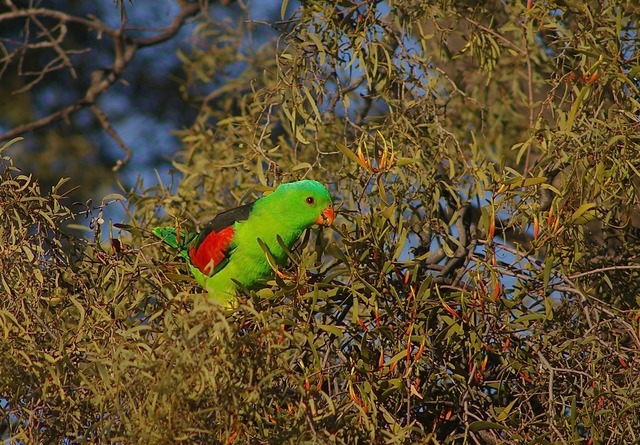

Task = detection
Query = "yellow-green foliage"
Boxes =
[3,1,640,444]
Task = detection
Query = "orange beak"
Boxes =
[316,205,335,227]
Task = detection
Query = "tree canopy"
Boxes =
[2,0,640,443]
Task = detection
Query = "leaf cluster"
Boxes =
[3,1,640,444]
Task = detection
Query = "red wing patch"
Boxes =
[188,226,235,275]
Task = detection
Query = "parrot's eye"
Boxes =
[306,196,315,205]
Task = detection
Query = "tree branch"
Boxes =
[0,1,201,169]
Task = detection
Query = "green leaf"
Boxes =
[66,224,93,233]
[385,350,406,367]
[316,323,344,338]
[569,203,597,225]
[468,421,508,432]
[495,398,518,421]
[336,142,365,167]
[103,193,127,202]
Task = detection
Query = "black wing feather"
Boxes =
[192,201,255,248]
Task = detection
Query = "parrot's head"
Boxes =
[270,180,335,230]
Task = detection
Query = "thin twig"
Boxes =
[536,350,569,445]
[523,47,534,176]
[568,264,640,280]
[91,104,131,171]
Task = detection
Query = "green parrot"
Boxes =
[153,180,335,306]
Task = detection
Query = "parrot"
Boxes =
[152,180,335,306]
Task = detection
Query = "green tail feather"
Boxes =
[152,227,193,262]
